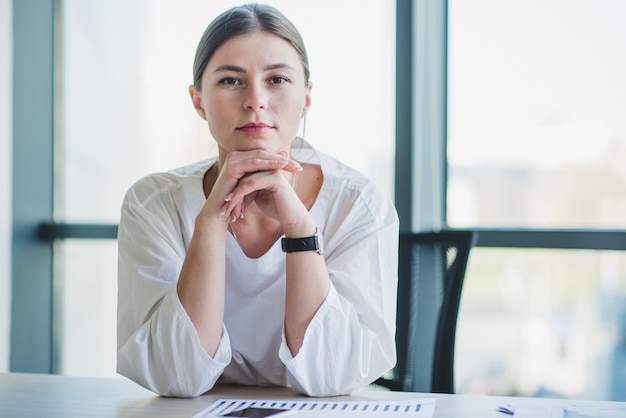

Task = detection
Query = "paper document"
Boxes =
[193,398,436,417]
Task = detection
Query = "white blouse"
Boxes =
[116,140,399,397]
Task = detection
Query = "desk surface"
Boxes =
[1,373,624,418]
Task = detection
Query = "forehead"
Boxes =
[207,31,303,72]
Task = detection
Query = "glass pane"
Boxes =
[59,1,395,376]
[56,240,118,377]
[61,0,396,224]
[447,0,626,228]
[456,248,626,401]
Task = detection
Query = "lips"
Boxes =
[238,122,273,135]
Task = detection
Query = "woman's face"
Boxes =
[191,31,311,157]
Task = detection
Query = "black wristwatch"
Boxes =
[281,227,323,255]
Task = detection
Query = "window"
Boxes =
[448,0,626,400]
[58,0,395,376]
[447,0,626,229]
[457,248,626,400]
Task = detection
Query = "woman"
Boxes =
[117,3,398,398]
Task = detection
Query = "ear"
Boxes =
[189,85,206,120]
[302,81,312,117]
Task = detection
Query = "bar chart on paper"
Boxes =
[194,398,437,417]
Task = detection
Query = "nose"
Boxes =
[243,83,268,111]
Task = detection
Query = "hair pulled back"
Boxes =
[192,3,310,90]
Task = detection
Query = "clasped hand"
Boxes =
[208,149,305,229]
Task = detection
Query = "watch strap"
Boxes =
[281,227,321,254]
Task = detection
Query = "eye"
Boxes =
[218,77,241,86]
[269,75,290,85]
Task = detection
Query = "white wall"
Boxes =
[0,0,12,372]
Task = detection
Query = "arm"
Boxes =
[116,179,231,397]
[179,151,304,355]
[218,158,330,356]
[279,186,399,396]
[176,206,228,357]
[118,152,302,397]
[283,207,331,356]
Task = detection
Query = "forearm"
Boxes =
[282,214,399,395]
[283,217,331,356]
[117,289,230,397]
[176,215,228,357]
[280,286,396,396]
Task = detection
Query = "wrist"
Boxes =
[281,226,323,255]
[282,218,316,238]
[195,210,229,234]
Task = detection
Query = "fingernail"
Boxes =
[289,160,303,171]
[224,193,233,202]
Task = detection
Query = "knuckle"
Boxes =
[244,177,258,188]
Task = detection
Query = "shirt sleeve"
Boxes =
[278,185,399,396]
[116,180,231,397]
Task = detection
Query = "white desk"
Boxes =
[0,373,624,417]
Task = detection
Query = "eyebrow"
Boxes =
[213,63,295,73]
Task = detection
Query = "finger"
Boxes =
[220,191,255,221]
[220,170,287,217]
[233,148,290,162]
[212,160,287,210]
[225,172,284,208]
[229,207,244,223]
[283,160,303,172]
[224,151,301,177]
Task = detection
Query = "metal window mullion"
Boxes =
[394,0,414,232]
[412,0,448,233]
[11,0,56,373]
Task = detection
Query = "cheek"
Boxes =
[204,94,232,123]
[280,97,307,136]
[281,93,307,117]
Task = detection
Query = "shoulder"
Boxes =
[312,148,398,228]
[320,151,389,205]
[123,159,215,209]
[293,138,376,194]
[310,149,398,256]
